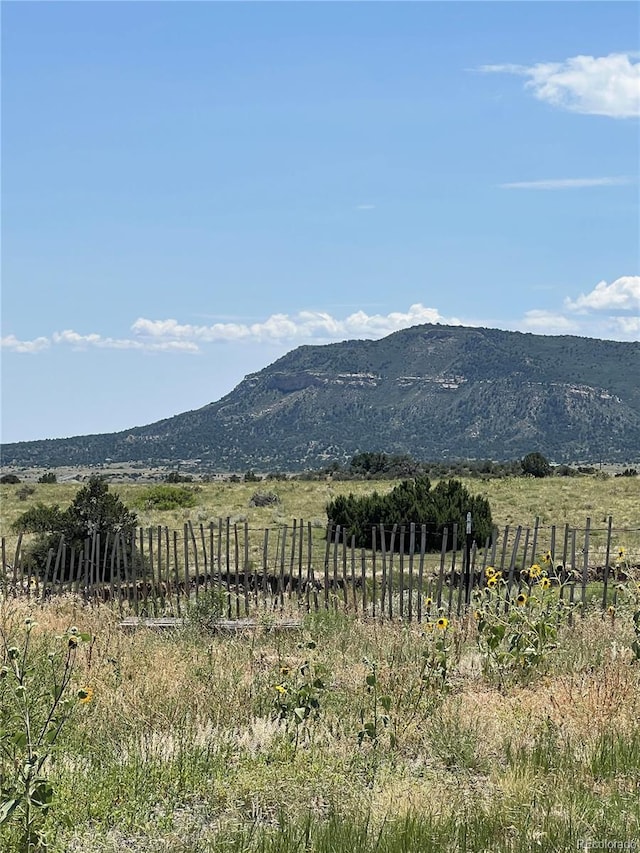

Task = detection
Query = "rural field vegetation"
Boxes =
[1,472,639,548]
[0,475,639,851]
[1,593,640,852]
[2,475,639,599]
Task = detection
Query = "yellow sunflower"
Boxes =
[436,617,449,631]
[77,687,93,704]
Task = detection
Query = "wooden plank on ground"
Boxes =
[119,616,302,633]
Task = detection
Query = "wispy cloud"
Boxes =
[0,334,50,354]
[614,316,640,335]
[565,275,640,313]
[480,52,640,118]
[51,330,199,352]
[355,204,376,210]
[521,310,578,333]
[1,305,461,356]
[500,176,634,190]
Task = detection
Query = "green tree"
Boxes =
[14,475,138,580]
[164,471,193,483]
[37,472,57,484]
[521,452,552,478]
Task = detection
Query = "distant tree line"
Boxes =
[297,451,602,481]
[1,451,637,486]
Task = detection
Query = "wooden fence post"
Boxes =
[0,538,6,596]
[225,518,231,618]
[417,524,426,622]
[13,533,23,598]
[399,526,406,620]
[306,521,315,613]
[581,518,591,610]
[388,525,397,620]
[436,527,448,612]
[234,522,240,618]
[602,516,613,609]
[379,523,388,618]
[323,524,332,611]
[371,526,377,619]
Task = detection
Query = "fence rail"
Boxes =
[1,517,638,620]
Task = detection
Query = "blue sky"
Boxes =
[2,1,639,444]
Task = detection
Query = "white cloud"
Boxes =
[565,276,640,312]
[51,329,199,352]
[500,176,634,190]
[132,304,459,347]
[521,310,578,333]
[481,52,640,118]
[0,334,50,354]
[3,305,459,357]
[519,276,640,342]
[5,291,637,360]
[613,316,640,335]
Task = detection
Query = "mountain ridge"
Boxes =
[2,323,639,470]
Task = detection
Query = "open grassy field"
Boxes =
[1,593,640,852]
[2,473,639,545]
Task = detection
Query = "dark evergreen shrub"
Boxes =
[13,475,139,580]
[521,452,552,478]
[164,471,193,483]
[326,476,494,552]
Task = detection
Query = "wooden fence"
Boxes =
[1,517,638,620]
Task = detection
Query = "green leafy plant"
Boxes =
[134,484,198,511]
[474,564,575,688]
[272,640,327,750]
[419,609,453,694]
[357,659,394,749]
[0,619,92,852]
[185,587,226,630]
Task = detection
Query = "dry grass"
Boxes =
[2,592,640,850]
